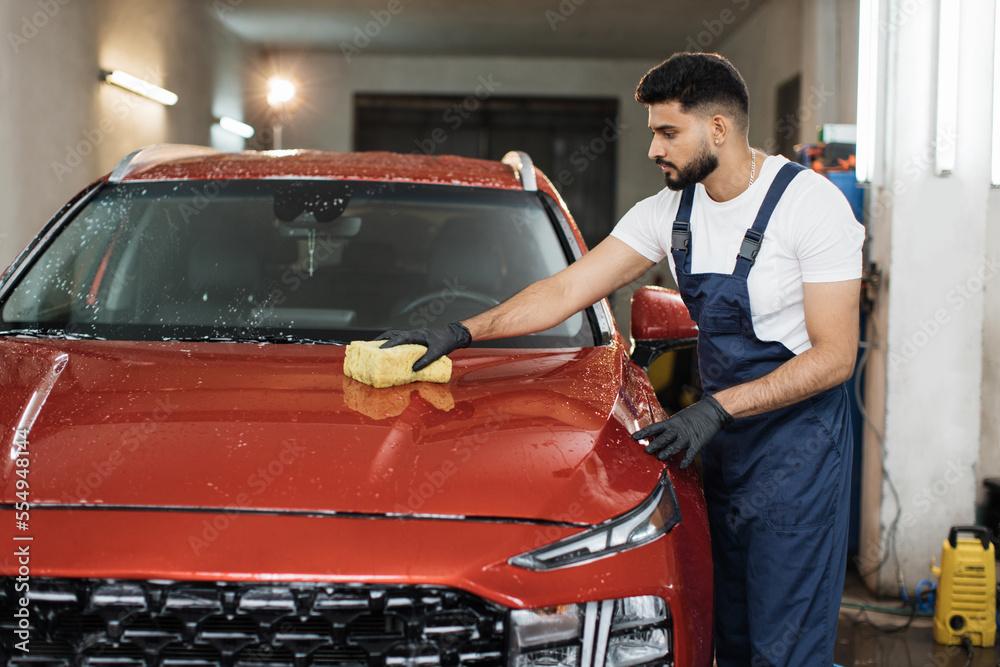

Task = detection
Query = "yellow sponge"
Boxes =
[343,339,452,388]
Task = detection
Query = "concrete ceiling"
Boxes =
[215,0,766,59]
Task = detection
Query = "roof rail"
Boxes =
[108,144,221,182]
[501,150,538,192]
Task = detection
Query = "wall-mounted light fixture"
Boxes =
[266,77,296,150]
[934,0,960,176]
[855,0,879,183]
[266,77,296,109]
[100,69,178,106]
[992,0,1000,187]
[216,115,255,139]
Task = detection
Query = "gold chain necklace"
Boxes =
[749,148,757,187]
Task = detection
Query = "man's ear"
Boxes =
[710,114,728,145]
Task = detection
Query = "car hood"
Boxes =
[0,337,664,525]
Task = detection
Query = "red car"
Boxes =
[0,145,711,666]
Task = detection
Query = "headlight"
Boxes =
[508,471,680,571]
[508,596,671,666]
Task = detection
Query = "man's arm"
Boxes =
[374,236,655,371]
[711,278,861,418]
[460,236,655,341]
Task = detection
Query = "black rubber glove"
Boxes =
[630,394,734,468]
[373,321,473,372]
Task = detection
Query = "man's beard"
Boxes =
[657,144,719,190]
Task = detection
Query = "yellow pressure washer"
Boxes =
[931,525,996,647]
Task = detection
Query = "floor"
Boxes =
[835,571,1000,666]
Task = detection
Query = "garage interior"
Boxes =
[0,0,999,664]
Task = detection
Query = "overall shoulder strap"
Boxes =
[670,184,697,274]
[733,161,807,279]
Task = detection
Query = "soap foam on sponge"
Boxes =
[343,339,452,388]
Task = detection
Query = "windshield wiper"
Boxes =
[0,328,106,340]
[0,329,348,345]
[162,334,345,345]
[230,334,345,345]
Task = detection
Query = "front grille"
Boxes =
[0,578,508,667]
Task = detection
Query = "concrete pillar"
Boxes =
[860,0,997,594]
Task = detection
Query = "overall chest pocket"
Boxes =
[698,304,743,334]
[695,304,746,390]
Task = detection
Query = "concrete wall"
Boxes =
[860,0,997,593]
[0,0,98,270]
[716,0,805,149]
[0,0,246,270]
[979,189,1000,505]
[718,0,858,151]
[246,50,666,224]
[801,0,859,134]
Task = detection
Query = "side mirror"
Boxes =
[630,285,698,367]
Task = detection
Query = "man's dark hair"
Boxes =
[635,52,749,132]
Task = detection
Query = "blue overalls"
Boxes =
[669,162,854,665]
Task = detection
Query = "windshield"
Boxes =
[0,180,596,347]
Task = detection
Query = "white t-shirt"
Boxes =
[610,153,865,355]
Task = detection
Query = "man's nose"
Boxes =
[648,136,664,162]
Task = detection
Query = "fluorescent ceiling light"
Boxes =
[935,0,959,176]
[101,69,178,106]
[217,116,255,139]
[855,0,879,183]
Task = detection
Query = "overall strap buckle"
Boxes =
[672,184,696,254]
[734,162,806,278]
[671,220,690,251]
[737,228,763,263]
